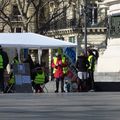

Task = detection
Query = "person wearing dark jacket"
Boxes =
[23,54,35,80]
[76,52,89,92]
[0,45,9,93]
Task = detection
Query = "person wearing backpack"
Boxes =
[4,72,15,93]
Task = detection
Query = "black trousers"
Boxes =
[0,69,4,92]
[56,77,64,92]
[32,82,43,93]
[88,71,94,90]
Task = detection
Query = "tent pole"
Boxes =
[17,48,21,63]
[38,48,42,65]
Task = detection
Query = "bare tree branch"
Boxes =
[39,2,71,34]
[0,0,14,32]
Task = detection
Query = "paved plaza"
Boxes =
[0,92,120,120]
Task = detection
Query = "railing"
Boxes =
[10,15,22,22]
[104,0,120,5]
[49,19,79,30]
[48,15,107,31]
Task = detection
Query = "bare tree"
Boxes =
[38,0,72,34]
[16,0,72,33]
[0,0,72,33]
[0,0,14,32]
[16,0,34,32]
[15,0,53,32]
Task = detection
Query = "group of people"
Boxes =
[9,53,48,93]
[51,48,98,93]
[76,49,98,92]
[0,44,98,93]
[0,46,48,93]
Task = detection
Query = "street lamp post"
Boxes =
[83,0,87,56]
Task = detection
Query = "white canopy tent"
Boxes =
[0,33,77,65]
[0,33,77,48]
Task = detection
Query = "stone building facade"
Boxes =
[95,0,120,91]
[97,0,120,72]
[0,0,38,32]
[46,0,107,56]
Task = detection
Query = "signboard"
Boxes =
[13,63,32,93]
[63,47,78,92]
[63,47,76,64]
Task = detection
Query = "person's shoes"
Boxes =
[0,91,4,94]
[55,90,58,93]
[89,89,95,92]
[61,90,65,93]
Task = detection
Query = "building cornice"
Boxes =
[103,0,120,6]
[46,27,107,36]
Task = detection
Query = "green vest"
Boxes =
[34,72,45,84]
[8,75,15,85]
[0,54,3,69]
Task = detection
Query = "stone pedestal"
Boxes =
[97,38,120,72]
[94,72,120,91]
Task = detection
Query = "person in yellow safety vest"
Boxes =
[0,45,9,93]
[0,54,3,69]
[52,54,68,75]
[32,67,45,93]
[5,72,15,93]
[52,53,66,93]
[87,49,96,91]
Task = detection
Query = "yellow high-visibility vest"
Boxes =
[53,57,57,74]
[8,75,15,85]
[88,55,95,71]
[34,72,45,84]
[62,56,68,74]
[0,54,3,69]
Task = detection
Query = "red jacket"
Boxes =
[52,57,63,78]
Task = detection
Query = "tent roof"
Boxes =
[0,33,77,49]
